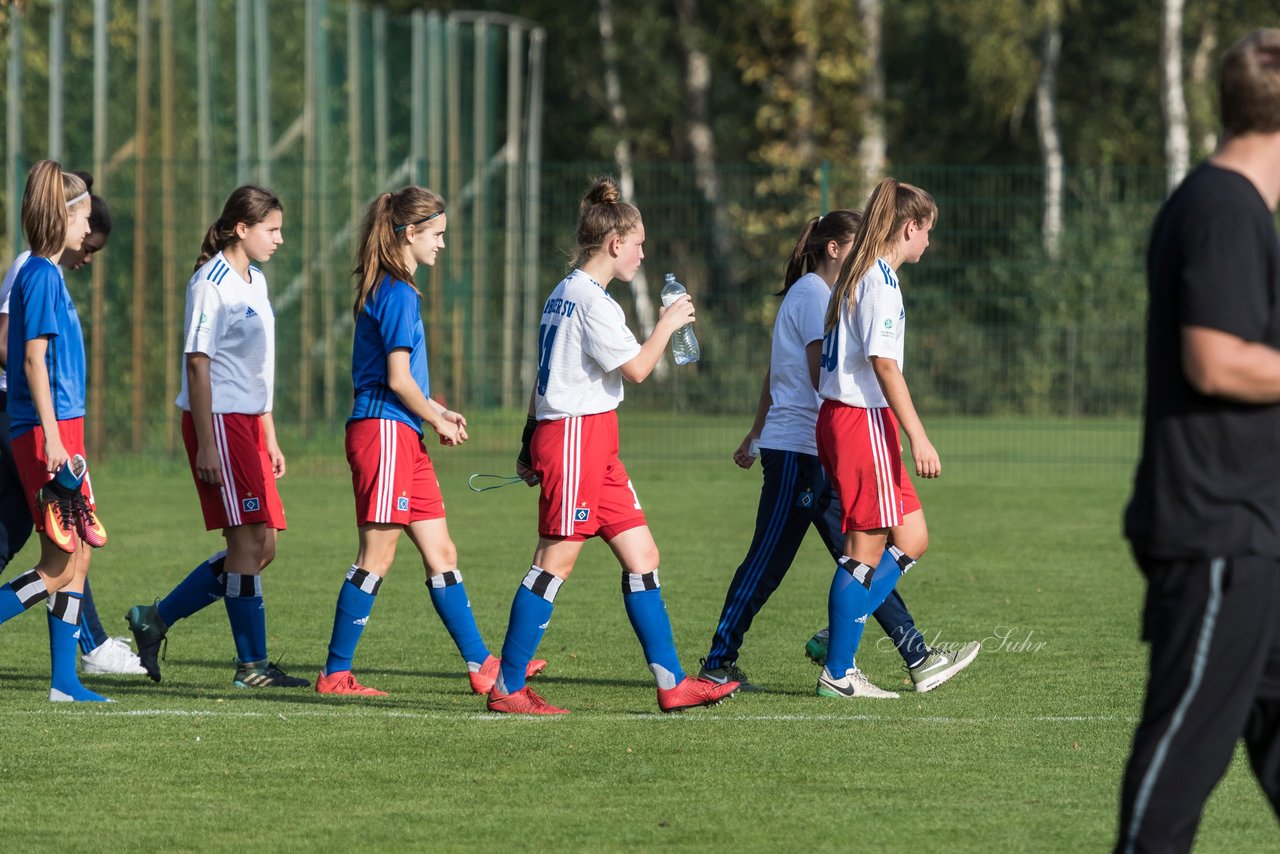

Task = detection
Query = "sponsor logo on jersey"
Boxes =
[242,496,261,512]
[574,507,591,522]
[542,297,577,318]
[245,306,258,318]
[197,312,208,329]
[397,496,409,512]
[884,319,893,329]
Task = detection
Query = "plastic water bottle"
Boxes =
[661,273,701,365]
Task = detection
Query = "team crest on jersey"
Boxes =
[242,496,260,513]
[574,507,591,522]
[883,319,893,329]
[397,496,410,512]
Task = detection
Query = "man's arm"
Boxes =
[1182,325,1280,403]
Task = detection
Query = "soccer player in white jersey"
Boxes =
[486,175,739,714]
[814,177,972,699]
[314,185,545,697]
[126,186,308,689]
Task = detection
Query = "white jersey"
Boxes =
[175,251,276,414]
[0,250,32,393]
[818,257,905,408]
[758,272,828,456]
[534,269,642,421]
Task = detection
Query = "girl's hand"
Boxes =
[438,410,469,445]
[732,431,760,469]
[658,294,696,332]
[434,418,465,447]
[266,442,287,479]
[911,436,941,479]
[43,435,69,475]
[196,443,223,485]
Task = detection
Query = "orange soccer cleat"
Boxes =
[657,676,740,713]
[315,669,388,697]
[468,654,549,695]
[486,685,568,715]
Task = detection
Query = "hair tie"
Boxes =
[65,191,89,209]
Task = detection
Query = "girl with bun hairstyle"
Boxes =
[487,176,739,714]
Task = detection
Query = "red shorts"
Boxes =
[182,411,286,531]
[816,401,920,533]
[12,418,95,532]
[346,418,445,525]
[533,411,646,542]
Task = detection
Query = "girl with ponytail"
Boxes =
[813,178,975,700]
[126,185,309,690]
[316,186,545,696]
[487,176,737,715]
[0,160,109,700]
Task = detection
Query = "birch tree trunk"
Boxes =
[856,0,886,200]
[1161,0,1189,192]
[674,0,736,317]
[1035,11,1063,259]
[598,0,658,345]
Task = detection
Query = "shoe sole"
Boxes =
[914,643,982,693]
[82,663,148,675]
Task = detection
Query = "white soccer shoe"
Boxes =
[816,666,899,699]
[82,636,147,675]
[908,641,982,693]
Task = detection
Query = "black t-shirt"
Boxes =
[1125,163,1280,559]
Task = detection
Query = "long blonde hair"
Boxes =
[21,160,88,258]
[352,186,445,318]
[824,178,936,334]
[570,176,641,269]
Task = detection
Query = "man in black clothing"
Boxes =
[1118,29,1280,854]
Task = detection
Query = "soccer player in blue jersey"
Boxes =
[126,185,309,689]
[315,185,545,696]
[0,174,143,676]
[0,161,110,701]
[697,210,979,695]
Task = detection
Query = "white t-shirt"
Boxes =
[0,250,32,393]
[175,251,276,414]
[534,269,642,421]
[758,272,828,455]
[818,257,906,408]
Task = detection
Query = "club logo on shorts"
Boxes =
[242,496,260,513]
[397,496,410,512]
[797,489,814,509]
[574,507,591,522]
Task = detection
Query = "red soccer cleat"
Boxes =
[469,654,549,694]
[657,676,740,713]
[486,685,568,715]
[35,485,79,553]
[315,669,388,697]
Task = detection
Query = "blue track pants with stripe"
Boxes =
[704,448,925,670]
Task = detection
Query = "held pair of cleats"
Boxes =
[697,658,766,693]
[486,675,740,716]
[806,629,983,694]
[37,454,107,553]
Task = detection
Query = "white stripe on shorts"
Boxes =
[376,419,398,524]
[867,409,899,528]
[560,416,582,536]
[212,414,241,526]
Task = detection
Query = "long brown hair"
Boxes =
[21,160,88,258]
[825,178,936,334]
[351,186,445,318]
[194,185,282,272]
[570,176,641,269]
[781,209,862,295]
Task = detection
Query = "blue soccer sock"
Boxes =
[48,592,107,702]
[621,570,685,690]
[325,566,381,675]
[847,548,909,667]
[0,569,49,624]
[157,551,227,627]
[497,567,561,694]
[224,572,267,664]
[427,570,490,666]
[825,557,874,679]
[77,577,110,654]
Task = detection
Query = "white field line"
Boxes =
[9,708,1135,724]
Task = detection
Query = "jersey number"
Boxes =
[820,328,838,373]
[536,323,559,395]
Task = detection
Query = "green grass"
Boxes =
[0,418,1272,851]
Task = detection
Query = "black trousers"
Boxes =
[1116,554,1280,853]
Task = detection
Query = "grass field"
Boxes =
[0,417,1273,852]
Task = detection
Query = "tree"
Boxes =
[1160,0,1189,191]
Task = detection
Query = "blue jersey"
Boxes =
[6,256,86,438]
[349,276,431,435]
